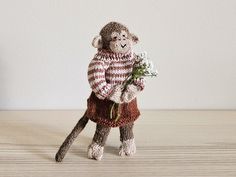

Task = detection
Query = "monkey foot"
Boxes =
[119,138,136,156]
[87,142,104,160]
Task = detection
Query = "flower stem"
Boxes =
[110,102,121,122]
[110,102,116,119]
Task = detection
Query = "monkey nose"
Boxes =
[121,44,126,48]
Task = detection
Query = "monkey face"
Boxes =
[92,22,139,54]
[109,31,131,54]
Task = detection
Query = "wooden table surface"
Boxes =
[0,110,236,177]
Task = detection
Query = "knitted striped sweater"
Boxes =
[88,50,143,100]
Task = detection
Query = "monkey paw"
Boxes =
[119,138,136,156]
[87,142,104,160]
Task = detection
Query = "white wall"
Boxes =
[0,0,235,110]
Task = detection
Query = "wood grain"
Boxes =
[0,110,236,177]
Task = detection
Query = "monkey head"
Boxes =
[92,22,139,54]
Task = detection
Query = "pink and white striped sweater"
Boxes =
[88,50,144,100]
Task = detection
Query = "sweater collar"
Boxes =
[94,49,133,61]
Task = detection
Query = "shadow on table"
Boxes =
[0,118,91,161]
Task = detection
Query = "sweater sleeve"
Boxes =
[87,59,113,100]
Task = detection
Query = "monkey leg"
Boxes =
[119,122,136,156]
[55,114,89,162]
[87,124,111,160]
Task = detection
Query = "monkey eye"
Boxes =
[122,34,126,37]
[112,36,117,41]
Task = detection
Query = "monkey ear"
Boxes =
[130,33,139,45]
[92,35,103,48]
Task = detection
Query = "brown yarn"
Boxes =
[55,92,140,162]
[55,114,89,162]
[92,124,111,146]
[85,92,140,127]
[119,123,134,142]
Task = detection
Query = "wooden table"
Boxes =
[0,110,236,177]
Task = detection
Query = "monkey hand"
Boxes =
[108,85,124,104]
[121,84,143,103]
[133,78,145,91]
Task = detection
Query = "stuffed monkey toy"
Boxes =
[55,22,145,161]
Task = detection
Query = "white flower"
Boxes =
[148,60,154,70]
[138,51,148,60]
[135,51,158,77]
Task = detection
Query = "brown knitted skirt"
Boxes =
[85,92,140,127]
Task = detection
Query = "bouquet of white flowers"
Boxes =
[110,52,158,121]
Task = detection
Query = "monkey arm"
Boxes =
[87,59,113,100]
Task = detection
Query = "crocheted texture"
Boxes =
[119,123,134,142]
[108,85,124,103]
[85,92,140,127]
[55,115,89,162]
[87,142,104,161]
[119,138,136,156]
[92,124,111,146]
[122,84,142,103]
[87,49,135,100]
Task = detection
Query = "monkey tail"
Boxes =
[55,114,89,162]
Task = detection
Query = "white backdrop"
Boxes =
[0,0,235,110]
